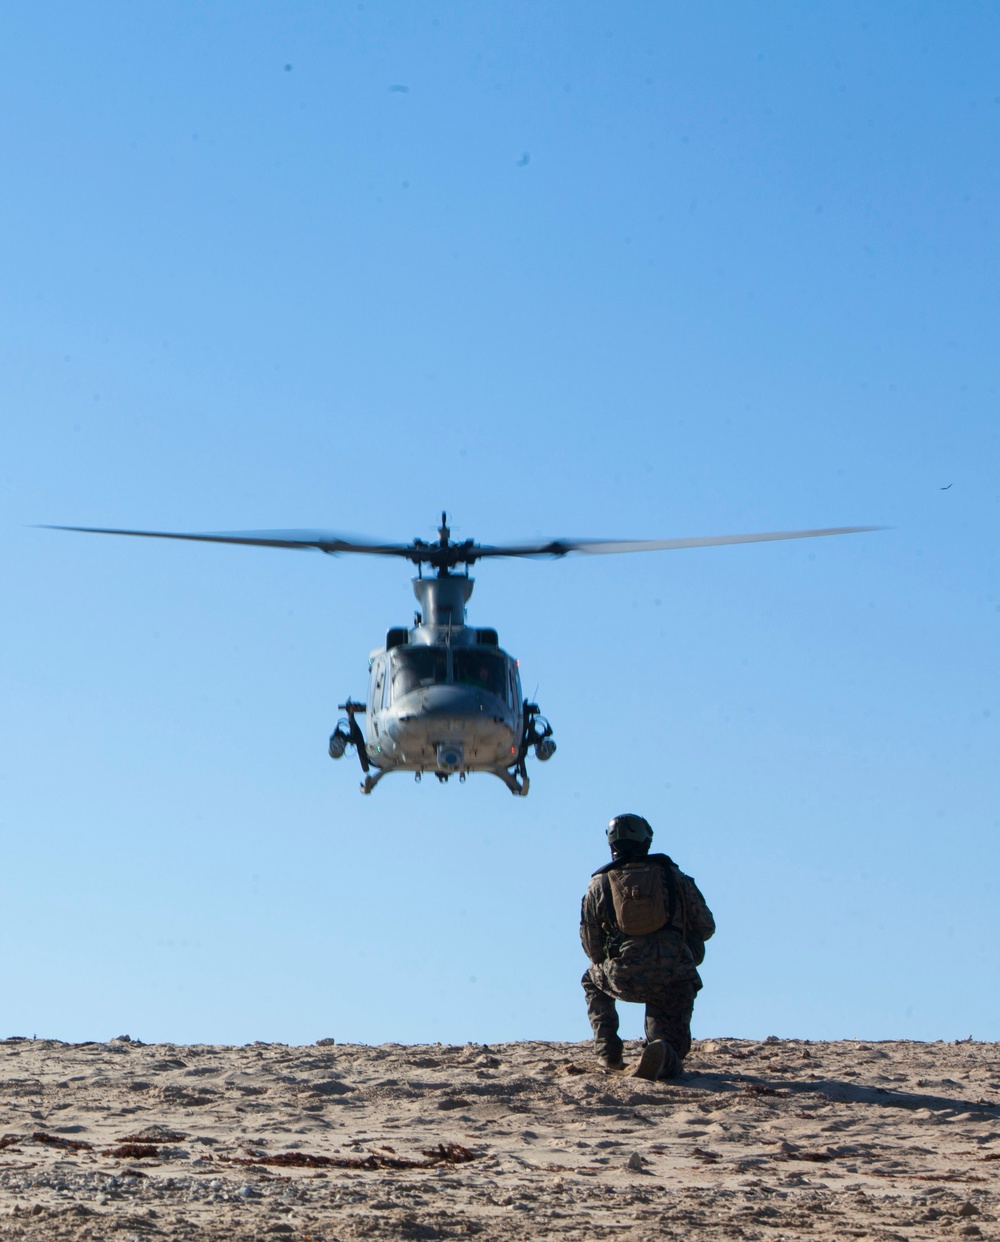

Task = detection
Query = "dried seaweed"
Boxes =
[101,1144,160,1159]
[32,1132,93,1152]
[905,1172,989,1183]
[777,1148,834,1163]
[742,1082,789,1098]
[221,1142,478,1171]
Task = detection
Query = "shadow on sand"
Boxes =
[674,1069,999,1117]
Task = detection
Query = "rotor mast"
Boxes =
[411,513,474,628]
[407,510,479,578]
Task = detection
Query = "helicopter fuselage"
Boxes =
[329,575,554,794]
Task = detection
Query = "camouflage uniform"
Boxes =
[580,853,715,1066]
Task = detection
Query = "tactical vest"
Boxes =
[607,860,672,936]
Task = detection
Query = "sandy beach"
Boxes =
[0,1035,997,1239]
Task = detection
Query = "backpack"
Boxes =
[607,861,672,936]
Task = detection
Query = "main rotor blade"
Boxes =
[42,522,885,567]
[40,526,415,556]
[475,526,885,558]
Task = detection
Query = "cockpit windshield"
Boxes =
[390,647,448,698]
[452,649,507,699]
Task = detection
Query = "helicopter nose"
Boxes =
[387,683,516,769]
[397,685,491,717]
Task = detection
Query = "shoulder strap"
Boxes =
[664,861,677,930]
[646,856,677,930]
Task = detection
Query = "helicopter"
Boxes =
[45,513,880,796]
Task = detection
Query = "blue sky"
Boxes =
[1,1,997,1046]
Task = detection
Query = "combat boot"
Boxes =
[658,1042,681,1079]
[597,1038,625,1071]
[631,1040,667,1080]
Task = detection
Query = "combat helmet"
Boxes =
[607,813,653,852]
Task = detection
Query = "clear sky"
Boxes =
[2,2,997,1047]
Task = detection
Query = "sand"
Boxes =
[0,1034,997,1239]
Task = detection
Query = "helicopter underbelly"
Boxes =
[371,686,518,771]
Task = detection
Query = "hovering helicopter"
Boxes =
[46,513,880,796]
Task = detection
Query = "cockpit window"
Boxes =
[391,647,448,697]
[452,650,507,698]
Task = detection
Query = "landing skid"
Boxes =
[361,770,387,795]
[359,766,529,796]
[494,768,530,797]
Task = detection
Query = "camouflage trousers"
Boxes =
[582,963,699,1065]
